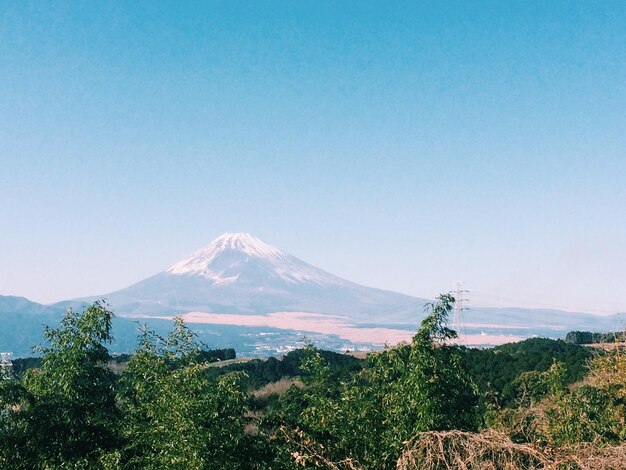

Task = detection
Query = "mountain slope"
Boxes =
[0,296,50,316]
[0,296,62,356]
[89,233,423,319]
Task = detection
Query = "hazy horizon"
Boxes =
[2,2,625,314]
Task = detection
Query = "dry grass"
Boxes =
[397,430,548,470]
[397,430,626,470]
[583,342,626,351]
[346,351,370,360]
[585,349,626,396]
[253,377,304,399]
[560,443,626,469]
[277,427,626,469]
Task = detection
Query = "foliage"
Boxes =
[267,294,479,469]
[197,347,236,362]
[488,345,626,452]
[0,301,119,468]
[463,337,592,408]
[542,351,626,446]
[117,318,250,469]
[207,347,362,393]
[4,298,626,469]
[566,330,626,345]
[8,357,42,376]
[0,305,251,470]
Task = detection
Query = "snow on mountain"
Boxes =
[165,232,344,286]
[167,233,283,274]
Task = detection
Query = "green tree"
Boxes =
[276,294,479,469]
[0,301,120,468]
[117,318,250,469]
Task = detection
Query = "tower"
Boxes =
[452,282,467,342]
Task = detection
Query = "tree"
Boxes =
[276,294,479,469]
[117,318,250,469]
[0,301,120,468]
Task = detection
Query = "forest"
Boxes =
[1,296,626,469]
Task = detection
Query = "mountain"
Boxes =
[84,233,423,320]
[2,233,623,357]
[0,296,50,316]
[0,296,61,357]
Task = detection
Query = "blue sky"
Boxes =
[1,1,625,313]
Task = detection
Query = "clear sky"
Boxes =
[1,1,625,313]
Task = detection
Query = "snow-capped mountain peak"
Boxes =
[165,233,339,286]
[166,233,283,276]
